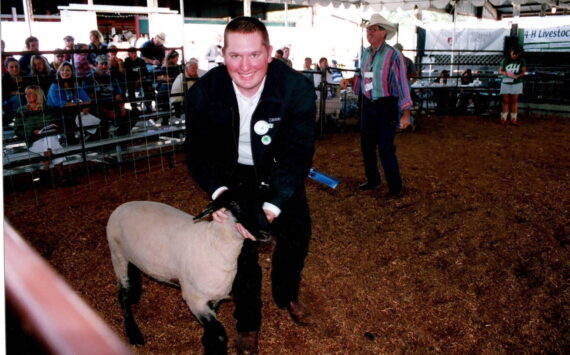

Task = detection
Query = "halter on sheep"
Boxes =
[106,191,272,355]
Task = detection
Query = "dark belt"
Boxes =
[232,164,257,184]
[363,95,396,104]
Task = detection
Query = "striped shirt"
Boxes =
[360,42,413,110]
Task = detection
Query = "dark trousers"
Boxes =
[230,165,312,332]
[360,96,402,194]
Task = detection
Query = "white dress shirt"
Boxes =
[212,77,281,217]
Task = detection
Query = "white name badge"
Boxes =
[365,82,374,92]
[254,120,270,135]
[364,72,374,78]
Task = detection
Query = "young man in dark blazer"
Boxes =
[184,16,316,355]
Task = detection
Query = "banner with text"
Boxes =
[521,25,570,52]
[425,28,508,53]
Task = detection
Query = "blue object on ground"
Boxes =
[308,168,340,189]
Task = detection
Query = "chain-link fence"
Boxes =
[3,46,190,194]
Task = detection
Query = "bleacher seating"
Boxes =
[2,47,187,179]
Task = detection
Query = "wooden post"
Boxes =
[4,222,132,355]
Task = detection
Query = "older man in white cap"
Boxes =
[140,32,166,68]
[354,13,412,198]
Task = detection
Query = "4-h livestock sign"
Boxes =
[521,25,570,52]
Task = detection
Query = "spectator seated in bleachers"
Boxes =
[123,47,149,111]
[18,36,47,75]
[47,62,91,145]
[82,55,133,139]
[73,43,92,79]
[13,85,78,187]
[62,35,75,62]
[170,58,202,117]
[87,30,108,70]
[140,32,166,71]
[154,50,183,125]
[51,49,66,72]
[108,44,126,94]
[28,54,55,96]
[2,58,28,124]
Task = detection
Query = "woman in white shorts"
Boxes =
[499,45,526,125]
[13,85,78,186]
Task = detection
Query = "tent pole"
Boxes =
[451,0,457,78]
[180,0,185,64]
[285,2,288,30]
[22,0,33,37]
[359,0,364,69]
[244,0,251,16]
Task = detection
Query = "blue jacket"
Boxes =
[46,83,90,107]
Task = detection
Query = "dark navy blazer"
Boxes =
[184,59,316,210]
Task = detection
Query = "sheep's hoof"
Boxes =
[126,324,144,346]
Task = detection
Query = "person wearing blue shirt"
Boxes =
[47,62,91,145]
[82,55,132,138]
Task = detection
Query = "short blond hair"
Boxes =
[25,85,46,106]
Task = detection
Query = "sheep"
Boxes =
[106,191,272,355]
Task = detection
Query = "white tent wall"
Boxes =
[1,17,96,57]
[148,13,184,47]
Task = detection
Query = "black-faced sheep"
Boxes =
[106,191,272,355]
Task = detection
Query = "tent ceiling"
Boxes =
[1,0,568,20]
[243,0,570,18]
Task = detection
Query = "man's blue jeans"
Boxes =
[360,96,402,195]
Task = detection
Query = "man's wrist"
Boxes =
[212,186,228,200]
[263,202,281,218]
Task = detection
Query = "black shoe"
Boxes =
[358,182,380,190]
[236,331,258,355]
[386,190,403,199]
[286,301,312,326]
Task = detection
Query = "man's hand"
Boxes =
[265,209,276,223]
[212,207,275,241]
[399,109,411,130]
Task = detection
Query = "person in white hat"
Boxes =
[354,13,413,198]
[140,32,166,68]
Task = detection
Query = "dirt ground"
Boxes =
[4,114,570,354]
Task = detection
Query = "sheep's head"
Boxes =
[194,190,272,243]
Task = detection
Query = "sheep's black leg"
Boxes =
[118,263,144,346]
[127,262,142,304]
[199,314,228,355]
